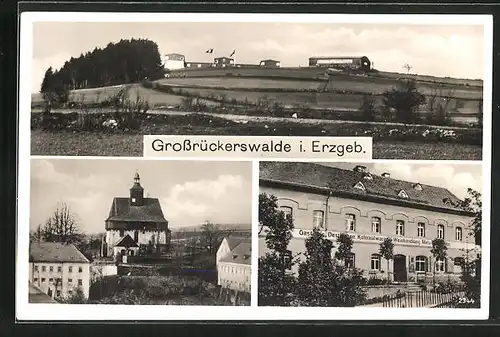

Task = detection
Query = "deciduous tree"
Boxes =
[379,238,394,284]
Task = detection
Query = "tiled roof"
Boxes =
[106,197,168,223]
[220,242,251,265]
[28,283,57,303]
[259,162,465,212]
[115,234,139,248]
[29,242,89,263]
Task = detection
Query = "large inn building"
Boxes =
[258,162,478,283]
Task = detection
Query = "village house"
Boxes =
[258,162,478,283]
[216,237,251,293]
[29,242,91,300]
[102,172,171,258]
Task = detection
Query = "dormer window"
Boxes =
[398,190,409,199]
[363,173,373,180]
[413,183,423,191]
[353,181,366,191]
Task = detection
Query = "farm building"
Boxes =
[259,59,281,67]
[164,53,186,70]
[309,56,371,71]
[186,61,213,69]
[214,57,235,68]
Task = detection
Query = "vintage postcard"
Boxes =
[17,12,492,321]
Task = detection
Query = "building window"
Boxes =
[68,278,73,283]
[57,266,62,272]
[78,279,83,286]
[353,181,366,191]
[435,258,445,272]
[68,291,73,296]
[41,278,46,282]
[313,210,325,229]
[56,290,61,297]
[132,198,136,203]
[371,217,381,233]
[78,266,83,273]
[346,253,355,268]
[283,250,292,270]
[280,206,293,218]
[398,190,409,199]
[415,256,427,272]
[49,278,53,282]
[119,229,124,237]
[456,227,463,241]
[417,223,426,237]
[396,220,405,236]
[34,278,38,282]
[437,224,445,239]
[346,214,356,231]
[371,254,381,270]
[68,266,73,273]
[42,266,46,272]
[34,266,38,272]
[49,266,53,272]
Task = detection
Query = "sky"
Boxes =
[30,21,485,93]
[318,162,483,200]
[30,159,252,234]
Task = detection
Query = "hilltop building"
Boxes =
[102,172,171,258]
[29,242,91,301]
[164,53,186,70]
[309,56,371,71]
[258,162,477,283]
[260,59,281,68]
[214,57,235,68]
[217,237,251,293]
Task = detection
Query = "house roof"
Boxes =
[225,237,251,250]
[259,162,468,214]
[106,197,168,223]
[261,59,279,62]
[220,242,251,265]
[115,234,139,248]
[29,283,58,303]
[29,242,89,263]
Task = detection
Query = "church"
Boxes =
[102,172,171,258]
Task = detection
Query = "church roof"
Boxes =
[106,197,168,223]
[259,162,470,215]
[29,242,89,263]
[115,234,139,248]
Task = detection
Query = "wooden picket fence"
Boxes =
[382,291,465,308]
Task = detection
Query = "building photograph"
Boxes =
[29,158,252,305]
[258,161,483,308]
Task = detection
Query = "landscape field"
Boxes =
[31,67,484,159]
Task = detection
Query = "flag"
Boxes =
[206,48,214,54]
[229,49,235,57]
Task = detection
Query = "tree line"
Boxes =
[40,38,164,104]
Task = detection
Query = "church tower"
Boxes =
[130,171,144,206]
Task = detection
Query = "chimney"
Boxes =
[353,165,367,173]
[382,172,390,178]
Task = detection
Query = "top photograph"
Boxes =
[20,13,492,160]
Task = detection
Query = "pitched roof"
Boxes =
[309,56,365,60]
[106,197,168,223]
[29,283,58,303]
[259,162,467,213]
[29,242,89,263]
[115,234,139,248]
[225,237,251,250]
[220,242,251,265]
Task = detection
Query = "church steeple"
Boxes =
[130,171,144,206]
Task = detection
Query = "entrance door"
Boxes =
[393,254,407,282]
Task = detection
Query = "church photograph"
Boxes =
[28,158,252,305]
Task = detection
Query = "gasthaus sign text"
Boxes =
[143,136,372,159]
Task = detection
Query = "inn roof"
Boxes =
[29,242,89,263]
[220,241,252,265]
[106,197,168,223]
[259,162,468,214]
